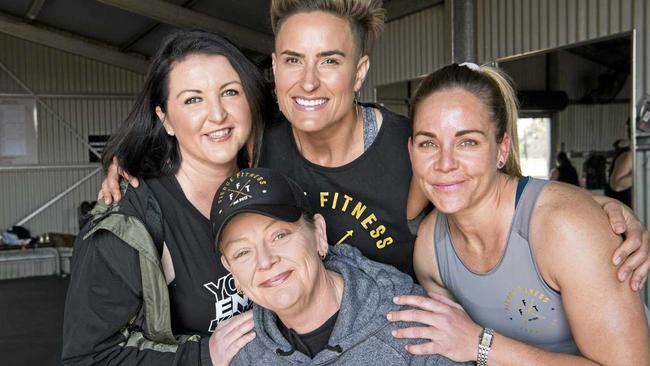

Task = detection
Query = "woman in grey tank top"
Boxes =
[387,63,649,365]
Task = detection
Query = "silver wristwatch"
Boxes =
[477,327,494,366]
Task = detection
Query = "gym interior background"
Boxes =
[0,0,649,364]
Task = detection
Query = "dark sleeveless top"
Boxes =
[605,148,632,207]
[434,177,579,354]
[556,164,579,186]
[259,103,416,277]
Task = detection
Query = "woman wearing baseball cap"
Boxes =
[210,168,469,365]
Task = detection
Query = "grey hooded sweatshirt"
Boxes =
[230,244,469,366]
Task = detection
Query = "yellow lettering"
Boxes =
[332,192,339,209]
[361,214,377,229]
[370,225,386,238]
[341,195,353,212]
[351,202,367,219]
[376,237,394,249]
[320,192,329,208]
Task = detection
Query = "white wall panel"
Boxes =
[361,5,446,102]
[0,34,142,234]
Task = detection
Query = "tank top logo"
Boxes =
[318,191,394,249]
[504,286,559,335]
[204,273,253,332]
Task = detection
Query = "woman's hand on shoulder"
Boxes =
[387,292,480,363]
[209,310,255,366]
[589,190,650,291]
[98,157,140,204]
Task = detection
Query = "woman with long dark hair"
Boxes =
[62,30,270,365]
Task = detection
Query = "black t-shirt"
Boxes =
[259,104,416,277]
[277,311,339,358]
[147,175,252,334]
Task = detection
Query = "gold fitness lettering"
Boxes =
[319,191,394,249]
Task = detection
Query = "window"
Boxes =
[517,117,551,179]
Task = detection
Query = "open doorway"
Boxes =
[498,33,635,204]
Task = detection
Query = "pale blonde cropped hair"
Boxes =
[270,0,386,56]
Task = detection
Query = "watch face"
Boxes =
[481,332,493,346]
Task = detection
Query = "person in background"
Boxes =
[549,151,579,186]
[62,30,270,365]
[389,63,649,365]
[211,167,469,366]
[605,126,633,208]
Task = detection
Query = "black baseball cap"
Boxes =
[211,168,312,250]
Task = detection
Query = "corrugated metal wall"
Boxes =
[0,33,143,235]
[476,0,649,227]
[554,103,630,178]
[0,33,143,94]
[361,5,446,101]
[554,104,630,153]
[477,0,647,97]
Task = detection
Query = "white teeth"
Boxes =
[208,128,231,139]
[295,98,327,107]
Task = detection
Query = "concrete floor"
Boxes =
[0,276,69,366]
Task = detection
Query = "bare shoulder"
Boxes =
[530,183,649,363]
[533,181,612,237]
[531,181,621,287]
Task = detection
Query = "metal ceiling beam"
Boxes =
[385,0,443,21]
[0,11,149,74]
[118,0,201,52]
[96,0,273,54]
[25,0,46,21]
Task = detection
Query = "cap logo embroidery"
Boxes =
[216,171,268,214]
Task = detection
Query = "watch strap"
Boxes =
[477,328,494,366]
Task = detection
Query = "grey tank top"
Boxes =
[434,177,579,354]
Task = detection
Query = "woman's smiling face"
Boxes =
[156,54,252,168]
[220,212,329,314]
[272,11,369,134]
[409,87,511,214]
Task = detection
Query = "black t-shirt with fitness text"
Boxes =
[147,175,252,334]
[259,104,416,278]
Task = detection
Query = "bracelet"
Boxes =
[477,328,494,366]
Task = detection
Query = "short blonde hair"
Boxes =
[270,0,386,55]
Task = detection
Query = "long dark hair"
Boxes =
[410,63,522,177]
[102,30,271,178]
